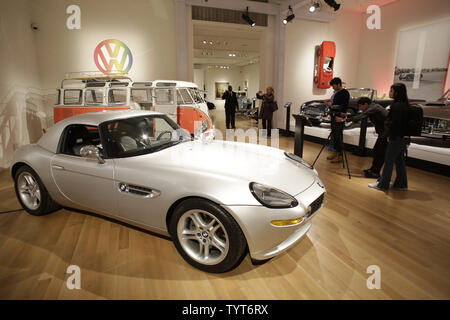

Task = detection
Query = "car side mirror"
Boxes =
[80,145,105,164]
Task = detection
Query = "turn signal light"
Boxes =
[271,217,305,226]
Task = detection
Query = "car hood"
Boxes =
[129,140,318,196]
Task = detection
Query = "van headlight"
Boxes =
[202,119,208,132]
[249,182,298,209]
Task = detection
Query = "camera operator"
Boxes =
[348,97,388,178]
[326,78,350,163]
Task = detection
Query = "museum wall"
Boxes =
[196,63,260,110]
[0,0,178,169]
[0,0,45,169]
[356,0,450,97]
[241,63,261,101]
[30,0,177,91]
[203,67,243,109]
[282,9,362,131]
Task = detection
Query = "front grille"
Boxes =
[307,194,325,218]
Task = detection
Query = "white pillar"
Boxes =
[274,9,286,130]
[175,0,188,80]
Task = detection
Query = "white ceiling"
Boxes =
[192,0,398,68]
[193,21,262,68]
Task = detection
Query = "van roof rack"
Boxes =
[61,71,132,88]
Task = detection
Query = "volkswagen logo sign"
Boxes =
[94,39,133,76]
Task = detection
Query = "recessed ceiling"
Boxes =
[193,21,262,68]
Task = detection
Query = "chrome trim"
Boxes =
[118,183,161,198]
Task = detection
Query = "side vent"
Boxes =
[118,183,161,198]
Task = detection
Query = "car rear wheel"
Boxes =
[169,199,247,273]
[14,165,60,216]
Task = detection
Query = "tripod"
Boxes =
[312,129,352,179]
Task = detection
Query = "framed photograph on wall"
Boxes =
[215,82,229,100]
[393,18,450,101]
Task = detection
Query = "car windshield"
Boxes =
[100,115,192,158]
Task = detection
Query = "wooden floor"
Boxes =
[0,109,449,299]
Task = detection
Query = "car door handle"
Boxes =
[52,165,64,170]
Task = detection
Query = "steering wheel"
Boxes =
[156,130,172,141]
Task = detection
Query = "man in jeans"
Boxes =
[349,97,388,178]
[326,78,350,163]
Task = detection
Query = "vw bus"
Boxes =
[54,75,212,134]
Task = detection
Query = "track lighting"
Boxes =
[242,7,255,27]
[309,2,320,13]
[282,5,295,25]
[324,0,341,11]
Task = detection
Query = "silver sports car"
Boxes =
[11,110,325,272]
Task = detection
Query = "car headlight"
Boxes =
[249,182,298,209]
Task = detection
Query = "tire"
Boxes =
[169,199,247,273]
[14,165,60,216]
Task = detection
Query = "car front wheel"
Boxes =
[169,199,247,273]
[14,165,60,216]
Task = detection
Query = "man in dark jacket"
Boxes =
[327,77,350,163]
[350,97,389,178]
[222,86,238,129]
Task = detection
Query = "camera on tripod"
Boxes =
[326,105,348,123]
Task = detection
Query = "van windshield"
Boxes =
[177,88,194,104]
[189,88,204,103]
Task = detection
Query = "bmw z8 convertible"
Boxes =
[11,110,325,272]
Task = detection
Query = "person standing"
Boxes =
[327,78,350,163]
[350,97,388,178]
[256,87,275,137]
[222,85,238,129]
[369,83,409,191]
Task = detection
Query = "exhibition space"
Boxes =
[0,0,449,305]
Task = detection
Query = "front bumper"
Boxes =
[222,179,325,261]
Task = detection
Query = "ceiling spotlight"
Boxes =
[242,7,256,27]
[309,2,320,13]
[202,40,207,44]
[282,5,295,25]
[324,0,340,11]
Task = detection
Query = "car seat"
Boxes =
[67,126,93,156]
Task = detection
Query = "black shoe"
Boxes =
[364,171,380,179]
[363,168,372,174]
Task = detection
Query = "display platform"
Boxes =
[301,126,450,176]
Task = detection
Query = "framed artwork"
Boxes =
[393,19,450,100]
[215,82,229,100]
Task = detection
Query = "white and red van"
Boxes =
[54,75,212,135]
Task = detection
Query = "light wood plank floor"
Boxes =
[0,109,449,299]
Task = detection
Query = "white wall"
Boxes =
[204,67,242,109]
[200,64,260,110]
[193,67,205,92]
[356,0,450,96]
[283,9,362,131]
[30,0,177,92]
[0,0,178,169]
[241,63,260,100]
[0,0,45,169]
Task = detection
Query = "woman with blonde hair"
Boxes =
[256,87,276,137]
